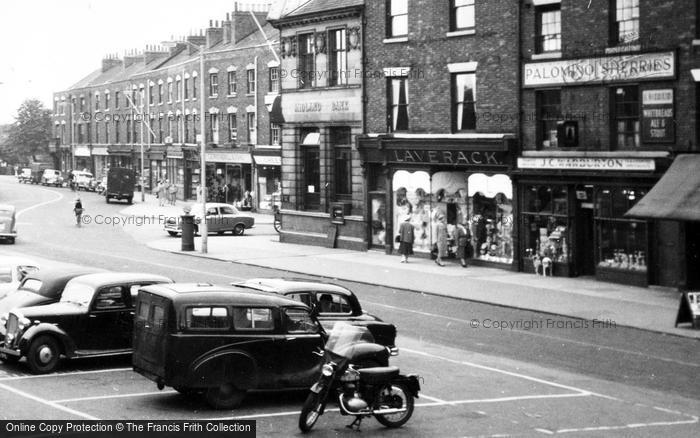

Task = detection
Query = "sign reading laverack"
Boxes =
[523,51,675,87]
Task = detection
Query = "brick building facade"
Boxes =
[358,0,520,267]
[517,0,699,289]
[52,4,281,211]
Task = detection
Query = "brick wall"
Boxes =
[364,0,520,135]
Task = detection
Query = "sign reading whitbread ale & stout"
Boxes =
[523,51,675,87]
[642,89,674,143]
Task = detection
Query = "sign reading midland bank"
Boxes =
[523,51,675,87]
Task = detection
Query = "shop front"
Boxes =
[515,153,672,287]
[92,146,108,179]
[358,135,517,269]
[107,144,133,169]
[253,151,282,211]
[148,148,166,191]
[166,147,185,200]
[73,146,91,172]
[204,151,252,205]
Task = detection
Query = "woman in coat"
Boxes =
[456,222,471,268]
[435,214,448,266]
[397,214,414,263]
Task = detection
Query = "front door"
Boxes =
[85,285,130,350]
[575,189,596,276]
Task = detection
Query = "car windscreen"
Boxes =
[18,279,42,294]
[60,282,95,306]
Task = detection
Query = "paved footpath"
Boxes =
[120,194,700,340]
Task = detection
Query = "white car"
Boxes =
[72,170,96,191]
[41,169,63,187]
[0,256,40,299]
[163,203,255,236]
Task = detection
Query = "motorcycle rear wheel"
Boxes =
[299,392,325,433]
[374,382,414,428]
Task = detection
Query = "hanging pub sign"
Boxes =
[674,291,700,329]
[642,89,675,143]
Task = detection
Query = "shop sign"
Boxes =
[282,88,361,123]
[675,291,700,329]
[92,147,109,156]
[523,51,675,87]
[73,146,91,157]
[167,151,184,159]
[204,152,252,164]
[254,156,282,166]
[389,150,505,166]
[642,89,674,143]
[518,157,655,171]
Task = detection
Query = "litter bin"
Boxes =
[181,214,195,251]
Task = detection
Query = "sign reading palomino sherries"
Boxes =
[523,51,675,87]
[518,157,656,171]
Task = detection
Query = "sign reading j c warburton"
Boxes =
[523,51,675,87]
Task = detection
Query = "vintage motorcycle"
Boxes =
[298,322,420,432]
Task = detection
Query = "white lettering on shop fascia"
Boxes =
[517,157,656,171]
[294,101,350,113]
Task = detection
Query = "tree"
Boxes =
[0,99,52,164]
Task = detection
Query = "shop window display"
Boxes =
[370,195,387,246]
[467,174,514,264]
[523,185,570,267]
[596,188,648,272]
[393,171,432,253]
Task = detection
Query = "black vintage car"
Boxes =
[231,278,397,349]
[0,272,172,373]
[0,267,104,337]
[132,283,391,409]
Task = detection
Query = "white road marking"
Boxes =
[16,188,63,219]
[366,301,700,368]
[0,382,98,420]
[0,367,132,382]
[535,428,554,435]
[401,347,592,396]
[556,416,700,434]
[54,390,178,403]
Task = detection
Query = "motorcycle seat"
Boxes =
[358,366,399,384]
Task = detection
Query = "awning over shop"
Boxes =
[625,154,700,221]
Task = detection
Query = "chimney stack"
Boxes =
[186,34,206,55]
[206,18,224,49]
[102,53,122,72]
[231,2,271,44]
[223,12,233,44]
[123,49,141,68]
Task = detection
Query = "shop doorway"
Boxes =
[575,199,595,276]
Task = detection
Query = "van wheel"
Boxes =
[127,197,133,205]
[27,335,61,374]
[205,383,246,409]
[8,237,15,244]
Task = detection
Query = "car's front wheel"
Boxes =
[205,383,246,409]
[233,224,245,236]
[27,335,61,374]
[167,231,178,237]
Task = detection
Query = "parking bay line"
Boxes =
[365,300,700,369]
[53,390,178,404]
[0,382,98,420]
[0,367,132,382]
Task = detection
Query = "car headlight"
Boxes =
[322,363,334,377]
[18,317,31,331]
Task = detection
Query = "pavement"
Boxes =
[120,193,700,340]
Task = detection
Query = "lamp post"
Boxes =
[162,39,208,253]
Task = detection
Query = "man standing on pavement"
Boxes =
[73,197,83,227]
[157,179,167,207]
[168,182,178,206]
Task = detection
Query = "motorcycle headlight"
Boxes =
[18,317,31,331]
[0,313,7,326]
[322,364,334,377]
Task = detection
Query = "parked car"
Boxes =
[0,256,39,299]
[0,267,105,337]
[163,203,255,237]
[0,204,17,244]
[132,283,390,409]
[17,168,32,183]
[0,272,173,373]
[41,169,63,187]
[105,167,135,204]
[231,278,397,349]
[72,170,96,191]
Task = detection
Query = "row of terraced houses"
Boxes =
[52,0,700,291]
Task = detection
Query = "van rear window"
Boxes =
[185,307,229,330]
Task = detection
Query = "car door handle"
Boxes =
[89,314,97,318]
[286,337,296,341]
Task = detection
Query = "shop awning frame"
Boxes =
[625,154,700,222]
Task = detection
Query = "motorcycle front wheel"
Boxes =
[374,382,414,428]
[299,392,325,432]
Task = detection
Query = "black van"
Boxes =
[105,167,135,204]
[133,284,324,409]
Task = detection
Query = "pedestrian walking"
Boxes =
[456,222,471,268]
[397,214,414,263]
[73,197,84,227]
[168,182,178,206]
[435,214,448,267]
[157,179,168,207]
